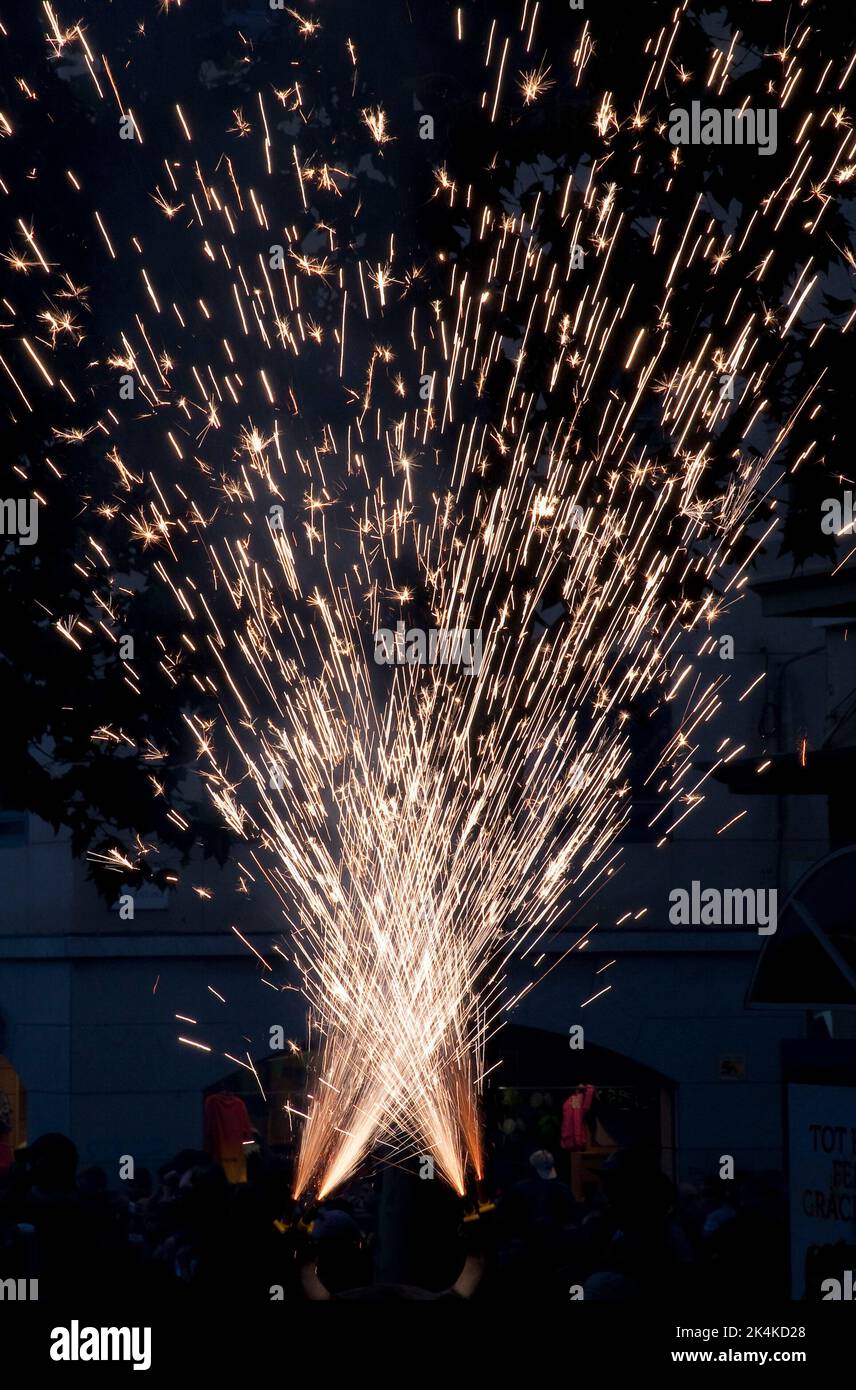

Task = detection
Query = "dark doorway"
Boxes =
[484,1025,675,1201]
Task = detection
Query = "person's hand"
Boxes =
[299,1249,332,1300]
[450,1253,485,1299]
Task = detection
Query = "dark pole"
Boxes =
[374,1162,416,1285]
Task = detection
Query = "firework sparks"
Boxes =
[4,0,853,1201]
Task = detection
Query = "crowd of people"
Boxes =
[0,1121,791,1303]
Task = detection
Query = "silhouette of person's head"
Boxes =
[24,1133,79,1195]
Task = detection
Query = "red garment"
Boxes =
[560,1086,596,1151]
[204,1092,253,1183]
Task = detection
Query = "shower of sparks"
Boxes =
[2,2,853,1199]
